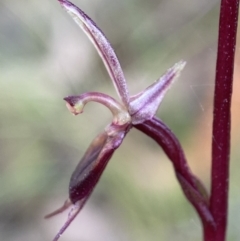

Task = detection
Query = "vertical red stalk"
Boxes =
[206,0,239,240]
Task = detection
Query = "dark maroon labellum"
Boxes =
[69,131,111,203]
[69,125,130,204]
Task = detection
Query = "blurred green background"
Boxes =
[1,0,240,240]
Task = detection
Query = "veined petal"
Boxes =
[58,0,130,107]
[129,61,186,124]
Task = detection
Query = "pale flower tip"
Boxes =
[168,60,186,82]
[66,103,83,115]
[58,0,69,5]
[58,0,73,9]
[64,97,84,115]
[174,60,186,73]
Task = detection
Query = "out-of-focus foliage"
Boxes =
[0,0,240,240]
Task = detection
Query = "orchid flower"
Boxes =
[46,1,213,240]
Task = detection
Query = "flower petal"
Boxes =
[129,61,186,124]
[58,0,129,107]
[51,199,86,241]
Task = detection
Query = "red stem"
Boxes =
[207,0,239,240]
[134,117,215,227]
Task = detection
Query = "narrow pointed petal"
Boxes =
[45,199,72,219]
[52,199,86,241]
[129,61,186,124]
[58,0,129,107]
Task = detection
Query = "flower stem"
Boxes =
[207,0,239,240]
[135,117,214,226]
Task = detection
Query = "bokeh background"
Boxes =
[1,0,240,240]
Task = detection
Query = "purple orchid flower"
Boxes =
[45,1,213,240]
